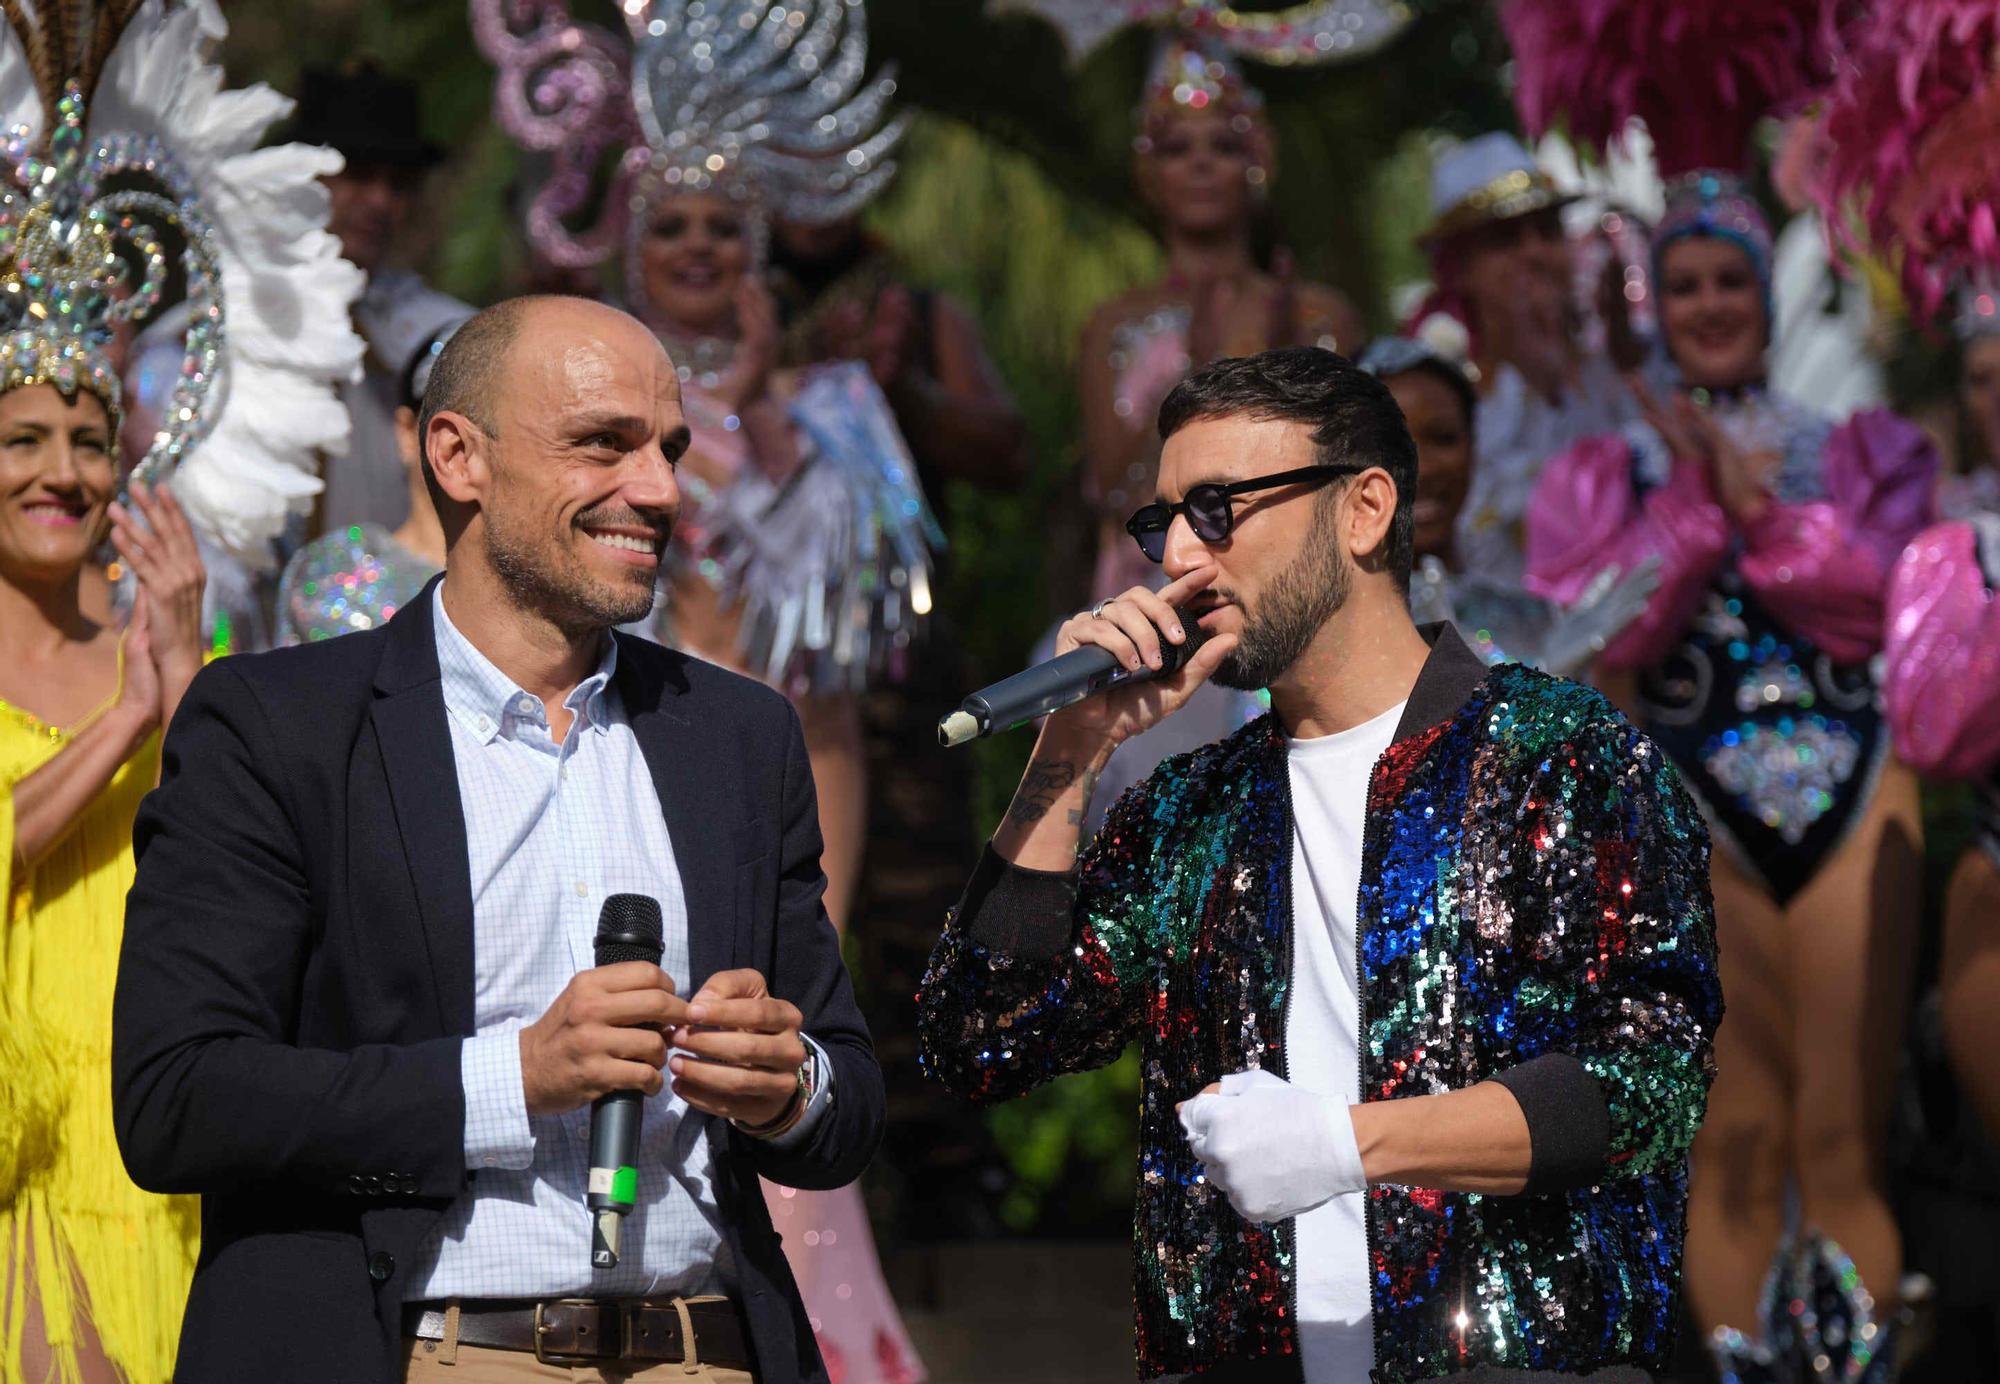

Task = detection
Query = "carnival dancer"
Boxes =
[1409,131,1641,592]
[765,210,1026,1242]
[920,347,1720,1383]
[1059,36,1363,831]
[1359,335,1658,676]
[0,2,359,1379]
[1813,9,2000,1373]
[476,3,929,1378]
[1521,176,1937,1358]
[1503,3,1942,1362]
[277,317,463,645]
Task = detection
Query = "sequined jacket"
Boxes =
[918,627,1720,1382]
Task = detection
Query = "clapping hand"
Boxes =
[1632,377,1779,524]
[723,277,783,415]
[108,480,205,727]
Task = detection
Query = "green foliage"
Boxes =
[982,1047,1144,1235]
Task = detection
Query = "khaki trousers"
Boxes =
[402,1298,757,1384]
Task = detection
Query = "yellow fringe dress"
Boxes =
[1,697,198,1383]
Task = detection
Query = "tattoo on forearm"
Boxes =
[1007,759,1078,827]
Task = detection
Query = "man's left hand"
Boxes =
[669,969,808,1128]
[1177,1069,1368,1223]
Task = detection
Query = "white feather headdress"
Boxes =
[0,0,363,563]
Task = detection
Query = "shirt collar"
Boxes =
[431,582,619,744]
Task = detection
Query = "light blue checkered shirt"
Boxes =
[409,583,827,1300]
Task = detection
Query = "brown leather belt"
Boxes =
[404,1297,751,1370]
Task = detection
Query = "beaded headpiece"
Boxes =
[990,0,1415,69]
[1651,170,1777,333]
[0,0,362,561]
[475,0,905,276]
[1133,36,1270,175]
[993,0,1413,171]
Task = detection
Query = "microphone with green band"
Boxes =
[587,892,665,1269]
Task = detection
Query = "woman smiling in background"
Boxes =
[1525,173,1938,1362]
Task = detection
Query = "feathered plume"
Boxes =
[1814,0,2000,327]
[1501,0,1836,177]
[0,0,364,563]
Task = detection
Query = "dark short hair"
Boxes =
[1157,346,1419,589]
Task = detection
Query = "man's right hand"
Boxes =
[1044,566,1240,753]
[518,963,688,1117]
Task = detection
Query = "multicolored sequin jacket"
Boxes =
[918,629,1721,1382]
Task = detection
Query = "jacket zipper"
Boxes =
[1281,739,1392,1383]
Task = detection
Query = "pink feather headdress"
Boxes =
[1500,0,1836,178]
[1814,0,2000,327]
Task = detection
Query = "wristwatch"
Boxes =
[732,1049,818,1141]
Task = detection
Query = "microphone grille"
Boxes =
[594,893,664,967]
[1158,605,1213,675]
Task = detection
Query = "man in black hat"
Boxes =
[288,62,471,537]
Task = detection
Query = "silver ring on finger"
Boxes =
[1090,598,1112,619]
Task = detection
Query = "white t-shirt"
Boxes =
[1287,699,1404,1382]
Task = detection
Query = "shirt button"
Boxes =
[482,1155,498,1167]
[574,881,589,898]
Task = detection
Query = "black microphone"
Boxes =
[587,892,665,1270]
[939,606,1210,746]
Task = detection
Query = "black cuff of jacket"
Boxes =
[1490,1053,1610,1194]
[956,844,1080,961]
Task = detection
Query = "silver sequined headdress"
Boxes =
[0,0,363,561]
[474,0,905,275]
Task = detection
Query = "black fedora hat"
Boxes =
[281,62,444,170]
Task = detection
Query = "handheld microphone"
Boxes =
[939,606,1209,746]
[587,892,665,1269]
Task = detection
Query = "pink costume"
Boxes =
[1526,405,1937,673]
[1523,393,1937,901]
[1882,517,2000,783]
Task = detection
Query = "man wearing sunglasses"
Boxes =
[919,347,1719,1383]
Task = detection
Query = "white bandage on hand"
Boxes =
[1176,1068,1367,1223]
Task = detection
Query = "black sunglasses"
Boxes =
[1124,464,1361,563]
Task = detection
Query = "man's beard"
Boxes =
[484,502,665,636]
[1211,508,1349,691]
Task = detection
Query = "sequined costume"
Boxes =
[274,523,439,646]
[1525,392,1936,902]
[1709,1233,1899,1384]
[1883,513,2000,865]
[919,627,1720,1382]
[667,361,941,693]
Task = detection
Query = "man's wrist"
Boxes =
[733,1059,811,1140]
[1035,717,1119,769]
